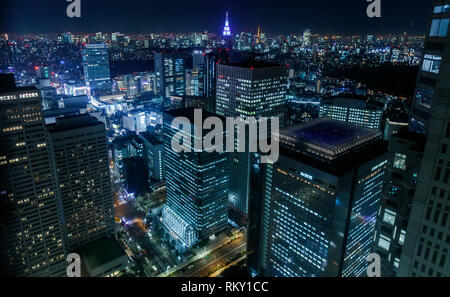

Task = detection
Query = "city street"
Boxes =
[171,234,246,277]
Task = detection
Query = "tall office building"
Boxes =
[139,132,165,182]
[192,50,205,70]
[251,119,387,276]
[82,44,111,97]
[154,52,186,100]
[216,62,287,220]
[203,53,218,102]
[373,128,426,276]
[47,114,115,252]
[0,74,66,276]
[399,0,450,276]
[161,109,229,247]
[319,96,384,130]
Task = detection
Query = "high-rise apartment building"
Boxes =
[161,108,229,247]
[319,96,384,130]
[216,62,287,221]
[82,44,111,97]
[251,119,387,276]
[47,114,115,252]
[0,74,67,276]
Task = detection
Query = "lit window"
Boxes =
[422,54,442,74]
[399,230,406,245]
[383,209,396,225]
[393,153,407,170]
[394,257,400,268]
[434,5,450,14]
[378,234,391,251]
[430,18,449,37]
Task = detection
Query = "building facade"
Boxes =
[139,132,165,182]
[319,96,384,130]
[216,62,287,220]
[82,44,111,97]
[161,109,229,247]
[373,128,425,276]
[0,75,67,276]
[252,119,387,277]
[409,2,450,133]
[154,52,186,100]
[47,114,115,252]
[399,0,450,277]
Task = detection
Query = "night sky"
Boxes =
[0,0,432,34]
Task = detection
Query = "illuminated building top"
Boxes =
[223,11,231,37]
[280,118,383,161]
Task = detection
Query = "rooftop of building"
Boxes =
[76,237,126,270]
[140,131,163,146]
[279,138,387,176]
[280,118,383,162]
[0,74,38,94]
[47,113,102,132]
[164,107,225,123]
[112,131,138,145]
[222,61,284,69]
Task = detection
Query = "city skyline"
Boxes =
[0,0,431,35]
[0,0,449,283]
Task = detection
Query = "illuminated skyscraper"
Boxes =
[252,119,387,276]
[154,52,186,100]
[139,132,165,182]
[82,44,111,97]
[203,52,218,101]
[47,114,115,252]
[0,74,66,276]
[216,62,287,222]
[161,109,229,247]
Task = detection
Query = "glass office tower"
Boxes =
[161,108,229,247]
[0,74,67,276]
[154,52,186,100]
[82,44,111,97]
[253,119,387,276]
[216,62,287,222]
